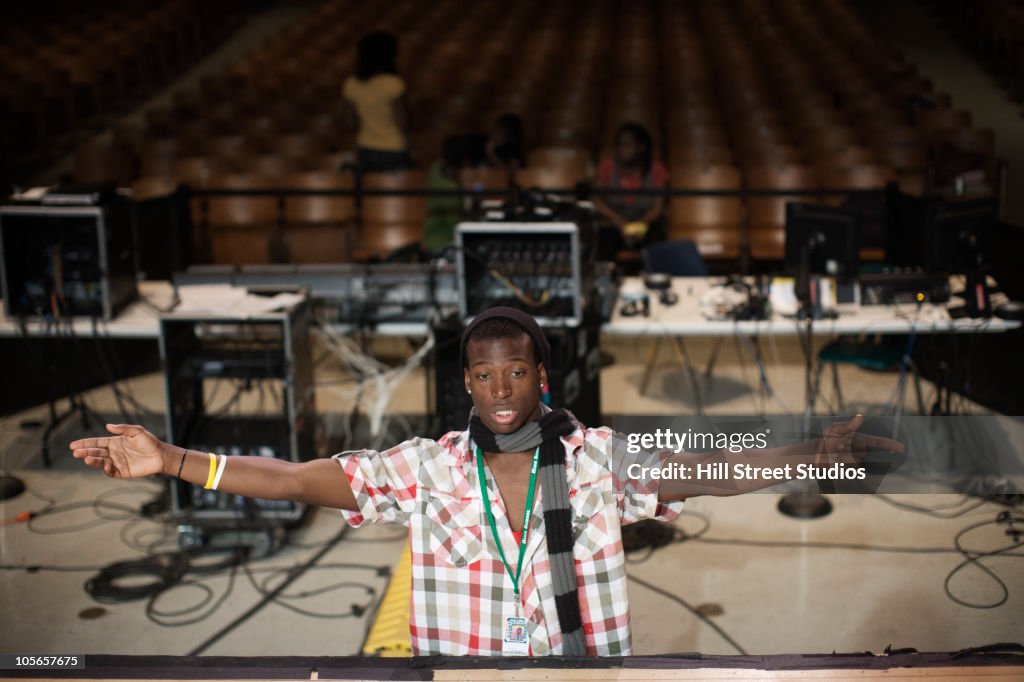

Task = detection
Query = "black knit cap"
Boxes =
[459,307,551,371]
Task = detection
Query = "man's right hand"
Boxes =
[70,424,167,479]
[70,424,360,511]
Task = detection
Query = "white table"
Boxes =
[0,281,173,338]
[5,277,1015,339]
[0,282,440,339]
[2,278,1017,418]
[605,276,1020,416]
[606,277,1020,337]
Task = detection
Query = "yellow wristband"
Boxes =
[203,452,217,489]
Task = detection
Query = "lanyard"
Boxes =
[477,445,539,598]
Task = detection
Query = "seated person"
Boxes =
[593,122,669,259]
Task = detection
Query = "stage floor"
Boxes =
[1,334,1021,658]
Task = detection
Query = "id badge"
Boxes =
[502,616,530,656]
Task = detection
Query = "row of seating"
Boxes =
[135,163,904,268]
[71,0,999,267]
[944,0,1024,103]
[1,0,244,186]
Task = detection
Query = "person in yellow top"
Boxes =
[342,31,412,172]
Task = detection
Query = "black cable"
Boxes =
[88,316,141,424]
[286,530,407,549]
[875,494,987,519]
[54,316,112,427]
[25,486,57,511]
[626,500,1024,615]
[145,576,224,626]
[186,524,350,655]
[231,495,380,620]
[623,510,711,564]
[92,486,161,521]
[243,562,376,619]
[182,378,248,443]
[689,535,1024,556]
[2,563,108,572]
[84,552,189,603]
[22,484,163,535]
[944,512,1024,609]
[26,499,138,534]
[119,517,177,554]
[245,561,391,574]
[144,550,248,627]
[97,318,162,419]
[628,574,748,655]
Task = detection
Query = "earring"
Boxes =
[466,389,471,394]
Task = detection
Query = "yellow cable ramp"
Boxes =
[361,542,413,656]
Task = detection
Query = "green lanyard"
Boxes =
[476,445,539,598]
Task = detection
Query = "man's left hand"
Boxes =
[816,414,905,465]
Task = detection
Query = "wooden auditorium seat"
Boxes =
[460,166,511,192]
[667,164,744,260]
[283,170,355,263]
[131,175,180,202]
[515,166,585,191]
[204,173,281,265]
[745,163,819,261]
[526,147,593,179]
[356,170,428,261]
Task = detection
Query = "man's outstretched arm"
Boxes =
[656,415,904,502]
[70,424,358,510]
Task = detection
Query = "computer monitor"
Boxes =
[887,193,996,274]
[784,202,861,279]
[926,198,995,275]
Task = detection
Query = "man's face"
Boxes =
[464,333,547,435]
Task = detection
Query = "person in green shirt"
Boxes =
[424,136,467,254]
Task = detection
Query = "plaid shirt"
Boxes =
[333,422,684,656]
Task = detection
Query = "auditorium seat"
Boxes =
[4,0,1001,259]
[276,133,324,164]
[669,144,735,168]
[916,108,973,139]
[356,170,428,260]
[822,164,896,261]
[131,175,180,202]
[931,127,997,181]
[140,138,180,177]
[460,166,511,192]
[204,173,281,265]
[248,154,299,181]
[667,165,744,260]
[814,146,878,174]
[745,164,819,261]
[72,134,133,185]
[516,166,585,191]
[206,135,255,173]
[283,171,355,263]
[526,147,592,179]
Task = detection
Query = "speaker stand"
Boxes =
[777,493,832,519]
[0,474,26,501]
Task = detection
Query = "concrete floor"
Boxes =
[1,332,1020,657]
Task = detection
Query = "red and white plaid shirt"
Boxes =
[333,420,684,656]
